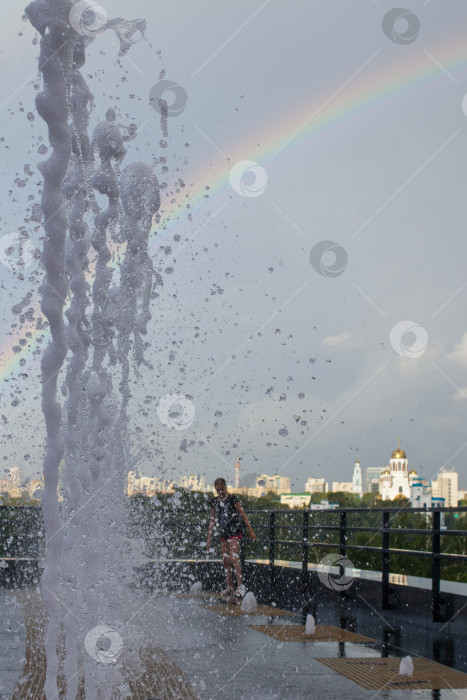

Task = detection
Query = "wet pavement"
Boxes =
[0,591,25,700]
[1,587,467,699]
[158,591,467,699]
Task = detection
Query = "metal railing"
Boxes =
[241,506,467,622]
[2,502,467,623]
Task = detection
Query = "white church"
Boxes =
[379,442,418,500]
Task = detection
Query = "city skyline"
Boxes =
[3,447,464,506]
[3,438,465,495]
[2,3,467,490]
[124,441,464,501]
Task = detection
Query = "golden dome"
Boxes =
[408,469,417,475]
[381,469,390,475]
[391,448,406,459]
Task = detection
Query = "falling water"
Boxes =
[24,0,162,696]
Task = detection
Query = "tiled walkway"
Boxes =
[1,588,467,699]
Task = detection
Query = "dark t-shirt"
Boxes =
[210,494,243,538]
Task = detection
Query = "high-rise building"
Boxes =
[230,474,291,498]
[256,474,290,495]
[431,468,458,507]
[364,467,383,493]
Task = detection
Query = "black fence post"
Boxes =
[382,510,390,610]
[302,510,309,590]
[339,510,347,557]
[432,509,441,622]
[269,511,276,592]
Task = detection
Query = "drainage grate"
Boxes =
[248,624,375,643]
[316,657,467,690]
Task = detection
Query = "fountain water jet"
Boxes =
[24,1,161,696]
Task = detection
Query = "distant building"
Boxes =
[9,467,21,488]
[305,477,328,493]
[352,457,362,496]
[127,471,208,497]
[309,499,339,511]
[329,456,362,496]
[379,442,418,500]
[231,474,291,498]
[28,479,44,500]
[332,482,353,493]
[281,493,311,508]
[178,474,207,492]
[409,479,444,510]
[364,467,383,493]
[259,474,290,495]
[280,494,339,510]
[431,468,459,507]
[0,467,23,499]
[127,472,159,496]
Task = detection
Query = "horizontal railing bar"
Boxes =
[245,506,467,514]
[248,540,467,562]
[249,523,467,537]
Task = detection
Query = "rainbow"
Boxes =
[2,36,466,393]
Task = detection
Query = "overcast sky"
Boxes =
[1,1,467,491]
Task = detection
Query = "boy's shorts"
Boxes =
[220,533,243,542]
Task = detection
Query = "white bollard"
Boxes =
[241,591,258,613]
[305,614,316,635]
[399,656,414,676]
